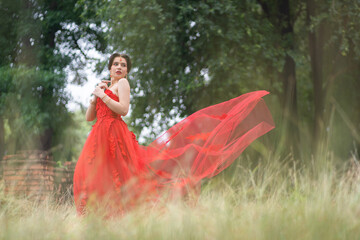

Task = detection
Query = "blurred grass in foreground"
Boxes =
[1,153,360,240]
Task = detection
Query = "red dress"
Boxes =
[73,89,275,215]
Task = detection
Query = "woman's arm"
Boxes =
[85,95,97,121]
[99,78,130,116]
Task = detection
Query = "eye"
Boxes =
[121,63,126,67]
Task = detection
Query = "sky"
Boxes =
[64,38,107,112]
[65,68,105,112]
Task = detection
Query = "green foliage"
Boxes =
[96,0,286,140]
[86,0,360,158]
[52,109,94,163]
[0,0,108,158]
[319,0,360,58]
[1,0,359,159]
[0,65,95,161]
[0,66,70,150]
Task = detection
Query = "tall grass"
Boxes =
[1,152,360,240]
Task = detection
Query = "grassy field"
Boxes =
[1,154,360,240]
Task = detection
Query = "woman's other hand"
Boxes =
[92,80,110,98]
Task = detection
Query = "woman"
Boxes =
[73,53,275,216]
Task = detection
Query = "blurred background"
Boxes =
[0,0,359,166]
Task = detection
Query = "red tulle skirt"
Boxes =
[73,89,275,215]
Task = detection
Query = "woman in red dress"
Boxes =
[73,53,275,216]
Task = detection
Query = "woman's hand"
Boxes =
[92,80,111,98]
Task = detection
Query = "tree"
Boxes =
[74,0,360,160]
[0,0,107,160]
[101,0,285,143]
[305,0,360,156]
[102,0,360,158]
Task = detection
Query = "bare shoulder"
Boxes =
[117,78,130,89]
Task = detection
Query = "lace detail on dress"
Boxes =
[112,169,122,194]
[78,182,88,215]
[87,129,97,164]
[130,131,138,144]
[96,89,122,120]
[87,89,123,164]
[109,132,116,159]
[106,119,118,159]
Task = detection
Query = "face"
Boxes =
[110,56,128,80]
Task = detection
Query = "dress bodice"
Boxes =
[96,89,123,120]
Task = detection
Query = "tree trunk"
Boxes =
[40,128,53,151]
[281,54,299,156]
[258,0,300,156]
[0,117,4,178]
[307,0,324,155]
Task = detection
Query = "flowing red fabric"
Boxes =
[73,89,275,215]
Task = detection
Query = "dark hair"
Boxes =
[108,53,132,73]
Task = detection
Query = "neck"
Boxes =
[111,79,119,86]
